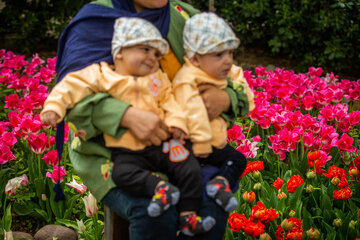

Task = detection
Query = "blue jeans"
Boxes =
[102,187,229,240]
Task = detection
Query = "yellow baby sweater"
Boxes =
[41,62,187,150]
[172,58,255,155]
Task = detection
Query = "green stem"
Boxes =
[92,213,99,240]
[278,155,281,177]
[246,121,254,139]
[37,154,42,178]
[311,193,320,209]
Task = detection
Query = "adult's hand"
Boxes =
[120,107,169,146]
[198,84,230,121]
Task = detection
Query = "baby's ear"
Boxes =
[115,52,123,60]
[189,54,200,67]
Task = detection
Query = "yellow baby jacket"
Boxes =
[41,62,187,150]
[172,58,255,155]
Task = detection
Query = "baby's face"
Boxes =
[115,45,161,77]
[191,50,234,80]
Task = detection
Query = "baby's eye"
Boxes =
[215,52,223,57]
[141,47,150,52]
[155,52,161,59]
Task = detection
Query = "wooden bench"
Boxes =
[104,206,130,240]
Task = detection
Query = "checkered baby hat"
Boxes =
[112,17,169,61]
[183,12,240,58]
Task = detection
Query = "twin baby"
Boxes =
[41,13,254,236]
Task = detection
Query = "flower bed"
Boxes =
[226,66,360,239]
[0,50,102,239]
[1,49,360,239]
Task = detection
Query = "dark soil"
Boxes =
[11,213,45,236]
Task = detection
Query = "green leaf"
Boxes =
[302,207,312,230]
[289,183,304,210]
[4,204,12,231]
[325,231,337,240]
[13,201,40,215]
[320,190,332,212]
[63,194,81,219]
[34,208,50,223]
[55,218,79,231]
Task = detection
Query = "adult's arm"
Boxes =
[65,93,169,145]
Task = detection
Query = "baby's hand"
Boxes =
[40,111,60,126]
[170,127,187,141]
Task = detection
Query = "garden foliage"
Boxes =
[0,0,91,54]
[191,0,360,75]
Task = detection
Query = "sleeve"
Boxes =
[157,74,188,134]
[41,64,101,122]
[231,65,255,112]
[173,81,213,155]
[221,75,251,127]
[65,93,131,141]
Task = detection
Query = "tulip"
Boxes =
[82,192,98,218]
[331,177,340,186]
[76,219,86,233]
[305,185,314,193]
[253,182,262,191]
[42,150,59,165]
[252,171,261,179]
[349,167,359,177]
[306,227,320,239]
[281,219,293,232]
[289,209,296,217]
[5,174,28,196]
[348,220,357,230]
[277,192,287,200]
[259,233,272,240]
[333,218,342,227]
[66,177,87,194]
[243,191,256,203]
[306,171,316,179]
[46,165,66,183]
[41,194,47,201]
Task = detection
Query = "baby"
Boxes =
[172,12,254,215]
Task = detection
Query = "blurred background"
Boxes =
[0,0,359,79]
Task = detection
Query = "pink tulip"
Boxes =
[255,66,266,77]
[27,133,48,154]
[338,133,356,152]
[257,118,271,129]
[303,132,314,148]
[0,144,16,164]
[236,139,259,158]
[1,132,17,147]
[307,67,323,78]
[338,117,352,133]
[7,111,21,128]
[46,165,66,183]
[33,67,55,83]
[4,93,20,110]
[66,177,87,194]
[42,150,59,165]
[349,111,360,125]
[302,95,315,111]
[227,124,245,142]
